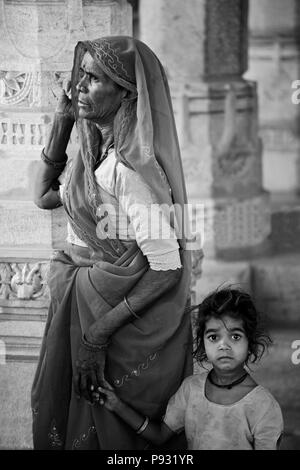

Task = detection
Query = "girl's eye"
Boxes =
[232,334,241,341]
[207,334,217,342]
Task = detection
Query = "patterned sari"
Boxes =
[31,37,192,450]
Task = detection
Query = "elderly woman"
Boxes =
[31,36,192,450]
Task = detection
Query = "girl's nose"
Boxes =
[218,340,231,350]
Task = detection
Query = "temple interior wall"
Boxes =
[0,0,299,449]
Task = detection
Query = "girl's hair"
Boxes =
[191,287,272,366]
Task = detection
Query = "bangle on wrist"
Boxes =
[41,148,68,170]
[124,296,140,320]
[136,416,149,435]
[81,333,110,352]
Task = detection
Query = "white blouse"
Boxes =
[59,149,182,271]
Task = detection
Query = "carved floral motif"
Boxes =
[0,71,33,105]
[0,262,49,300]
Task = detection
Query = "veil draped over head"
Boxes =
[66,36,190,260]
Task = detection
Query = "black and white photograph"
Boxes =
[0,0,299,455]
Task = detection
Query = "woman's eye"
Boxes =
[88,73,98,81]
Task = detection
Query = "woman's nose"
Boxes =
[76,77,87,93]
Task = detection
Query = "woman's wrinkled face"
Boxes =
[76,51,126,123]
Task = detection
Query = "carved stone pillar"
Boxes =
[0,0,132,449]
[246,0,300,193]
[140,0,270,264]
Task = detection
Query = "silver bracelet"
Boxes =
[81,334,110,352]
[41,148,68,170]
[136,416,149,435]
[124,296,140,320]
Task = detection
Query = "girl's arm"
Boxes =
[96,387,176,446]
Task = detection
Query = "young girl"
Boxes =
[93,288,284,450]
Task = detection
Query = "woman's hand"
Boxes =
[73,342,113,404]
[56,79,75,120]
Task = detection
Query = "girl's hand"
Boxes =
[92,386,122,412]
[55,79,75,120]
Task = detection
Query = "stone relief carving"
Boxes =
[177,84,256,197]
[0,71,34,106]
[176,90,212,194]
[0,119,45,145]
[214,86,248,173]
[0,262,49,300]
[213,195,271,249]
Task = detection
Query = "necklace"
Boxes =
[208,370,248,389]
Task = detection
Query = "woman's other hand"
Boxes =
[73,342,113,404]
[56,79,75,120]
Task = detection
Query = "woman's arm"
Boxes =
[86,267,182,343]
[75,266,182,399]
[34,85,74,209]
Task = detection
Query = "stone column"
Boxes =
[0,0,132,449]
[139,0,263,298]
[246,0,300,193]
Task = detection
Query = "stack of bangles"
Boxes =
[41,148,68,170]
[136,416,149,435]
[81,334,110,352]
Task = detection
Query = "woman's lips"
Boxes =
[78,100,89,107]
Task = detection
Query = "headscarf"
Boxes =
[64,36,190,264]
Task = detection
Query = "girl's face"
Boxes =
[204,315,249,372]
[76,51,126,123]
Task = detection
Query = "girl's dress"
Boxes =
[163,371,284,450]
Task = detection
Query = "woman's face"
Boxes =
[76,51,126,123]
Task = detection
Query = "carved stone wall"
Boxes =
[0,0,133,345]
[246,0,300,193]
[140,0,270,259]
[0,1,132,260]
[0,0,132,449]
